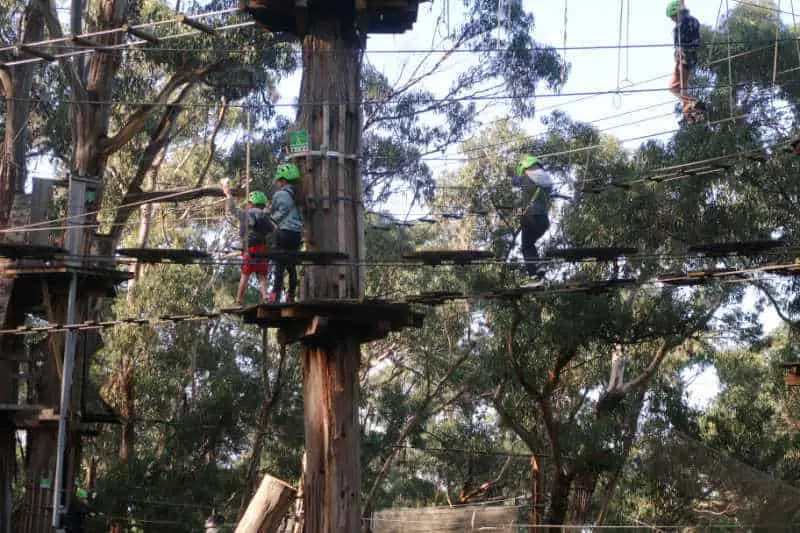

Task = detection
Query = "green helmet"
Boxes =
[274,163,301,182]
[248,190,268,206]
[666,0,681,17]
[516,155,541,176]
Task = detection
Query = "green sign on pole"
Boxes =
[289,130,309,153]
[39,478,51,489]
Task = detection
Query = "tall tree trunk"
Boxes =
[0,2,42,226]
[0,12,44,523]
[544,470,572,530]
[296,15,364,533]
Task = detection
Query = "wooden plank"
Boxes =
[29,179,54,246]
[237,299,423,340]
[176,14,215,34]
[402,250,492,265]
[322,101,331,210]
[0,243,66,260]
[122,24,160,44]
[338,103,347,299]
[545,246,638,262]
[249,250,348,264]
[0,403,48,412]
[115,247,210,263]
[688,240,786,257]
[123,187,224,204]
[405,291,464,304]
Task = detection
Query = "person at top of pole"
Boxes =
[222,181,276,305]
[667,0,703,124]
[512,155,557,279]
[268,163,304,304]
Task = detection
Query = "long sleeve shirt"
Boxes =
[270,185,304,232]
[226,196,272,247]
[674,9,700,50]
[512,169,554,216]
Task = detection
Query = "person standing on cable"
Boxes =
[667,0,703,124]
[269,163,304,303]
[512,155,555,279]
[222,180,275,305]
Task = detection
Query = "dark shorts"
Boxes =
[242,244,269,275]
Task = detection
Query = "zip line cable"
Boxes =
[7,76,799,108]
[16,35,800,60]
[2,120,793,237]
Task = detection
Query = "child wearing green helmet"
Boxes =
[667,0,704,124]
[269,163,304,303]
[222,179,276,305]
[511,155,563,278]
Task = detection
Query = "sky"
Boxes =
[270,0,791,408]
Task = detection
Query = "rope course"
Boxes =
[2,255,798,335]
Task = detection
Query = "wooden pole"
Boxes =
[296,15,363,533]
[234,473,297,533]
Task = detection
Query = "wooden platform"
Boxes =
[1,264,131,301]
[123,187,224,204]
[405,291,464,305]
[545,247,638,262]
[0,243,67,260]
[242,0,420,35]
[482,285,546,301]
[688,240,786,257]
[249,250,349,264]
[658,268,746,286]
[555,278,638,293]
[116,247,211,263]
[402,250,493,265]
[226,299,424,344]
[782,362,800,386]
[762,263,800,276]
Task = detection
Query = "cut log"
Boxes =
[234,473,297,533]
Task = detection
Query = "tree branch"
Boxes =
[458,455,513,504]
[36,0,87,101]
[105,81,197,246]
[752,280,800,330]
[193,100,229,188]
[102,63,221,155]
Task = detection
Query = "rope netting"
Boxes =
[640,431,800,525]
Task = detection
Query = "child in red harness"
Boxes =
[222,181,276,305]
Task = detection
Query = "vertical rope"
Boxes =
[622,0,631,84]
[773,0,782,89]
[560,0,568,83]
[791,0,800,70]
[244,108,252,248]
[613,0,624,108]
[725,0,735,120]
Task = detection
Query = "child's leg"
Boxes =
[236,273,249,305]
[286,231,303,301]
[257,272,270,302]
[272,261,286,301]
